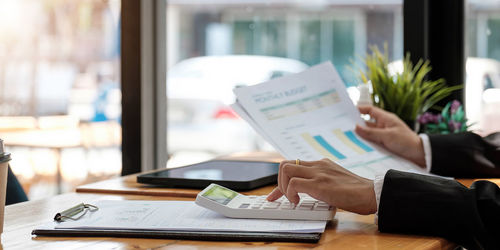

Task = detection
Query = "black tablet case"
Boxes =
[31,228,322,243]
[136,160,279,191]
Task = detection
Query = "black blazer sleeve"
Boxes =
[378,169,500,250]
[428,132,500,178]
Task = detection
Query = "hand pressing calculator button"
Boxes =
[195,183,336,220]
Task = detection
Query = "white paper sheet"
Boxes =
[232,62,429,179]
[56,200,327,233]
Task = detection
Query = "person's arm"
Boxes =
[267,158,500,249]
[428,132,500,177]
[356,106,500,178]
[379,169,500,250]
[355,106,426,168]
[266,159,377,215]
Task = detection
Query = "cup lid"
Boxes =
[0,139,10,163]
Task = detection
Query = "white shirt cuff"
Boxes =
[419,133,432,173]
[373,173,385,225]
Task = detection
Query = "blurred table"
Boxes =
[0,116,121,194]
[3,191,456,249]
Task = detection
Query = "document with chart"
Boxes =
[231,62,428,180]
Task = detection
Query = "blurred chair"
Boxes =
[6,165,28,205]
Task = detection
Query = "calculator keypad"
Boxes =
[245,195,333,211]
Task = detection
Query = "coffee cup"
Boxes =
[0,139,12,238]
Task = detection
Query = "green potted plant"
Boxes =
[357,46,462,129]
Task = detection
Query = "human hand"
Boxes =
[356,105,425,167]
[266,159,377,215]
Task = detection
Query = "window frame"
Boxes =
[121,0,167,175]
[404,0,465,105]
[121,0,466,174]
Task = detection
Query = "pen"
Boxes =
[54,203,98,222]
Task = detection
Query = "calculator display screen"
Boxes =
[202,185,238,205]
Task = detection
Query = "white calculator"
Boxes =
[195,183,336,220]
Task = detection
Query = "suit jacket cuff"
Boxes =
[373,173,385,224]
[419,133,432,172]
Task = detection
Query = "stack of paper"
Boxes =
[55,200,327,233]
[231,62,428,180]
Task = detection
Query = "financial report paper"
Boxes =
[55,200,327,233]
[232,62,428,179]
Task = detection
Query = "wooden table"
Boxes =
[69,153,500,249]
[3,192,456,249]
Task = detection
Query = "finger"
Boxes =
[365,121,377,128]
[358,105,387,121]
[278,160,295,195]
[291,159,321,167]
[281,163,313,198]
[285,177,317,204]
[277,161,286,195]
[266,187,283,201]
[357,105,373,114]
[283,164,315,178]
[355,124,386,144]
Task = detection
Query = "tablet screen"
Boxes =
[143,160,279,181]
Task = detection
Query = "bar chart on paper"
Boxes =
[287,128,377,162]
[279,118,422,179]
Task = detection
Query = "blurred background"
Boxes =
[0,0,121,199]
[1,0,500,200]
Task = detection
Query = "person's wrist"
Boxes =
[410,135,426,167]
[360,179,377,214]
[367,180,377,214]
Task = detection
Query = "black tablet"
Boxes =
[137,160,279,191]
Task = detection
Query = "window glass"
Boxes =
[166,1,403,167]
[0,0,121,199]
[467,0,500,134]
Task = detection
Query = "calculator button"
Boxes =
[298,204,314,210]
[279,205,295,210]
[239,203,250,209]
[299,202,314,207]
[314,206,330,211]
[300,201,316,205]
[316,203,329,207]
[263,202,280,206]
[262,202,280,209]
[263,206,279,209]
[250,205,262,209]
[298,207,313,210]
